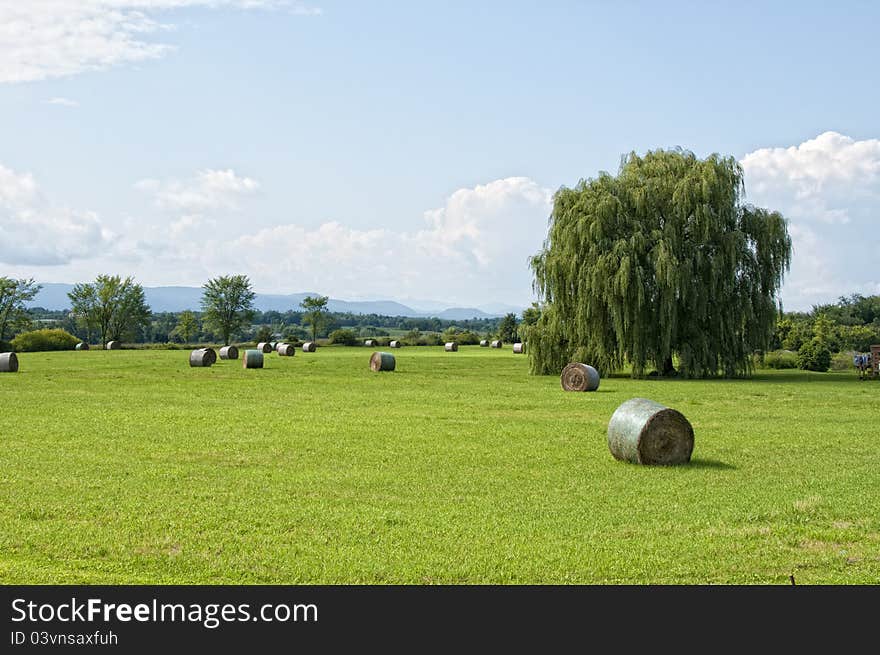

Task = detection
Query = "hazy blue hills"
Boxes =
[26,283,519,320]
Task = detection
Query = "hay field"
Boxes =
[1,347,878,583]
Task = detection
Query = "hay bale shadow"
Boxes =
[684,458,736,470]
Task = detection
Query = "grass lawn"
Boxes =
[1,347,878,584]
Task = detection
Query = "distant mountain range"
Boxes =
[26,283,524,320]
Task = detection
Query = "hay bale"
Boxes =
[445,342,458,352]
[370,351,395,372]
[75,342,89,351]
[302,342,317,352]
[219,345,239,360]
[364,339,376,347]
[0,352,19,373]
[607,398,694,465]
[257,342,273,353]
[277,343,296,356]
[105,341,121,350]
[189,348,216,367]
[491,340,502,349]
[512,342,525,354]
[243,349,264,369]
[389,340,401,348]
[269,342,277,350]
[561,363,600,392]
[479,340,489,347]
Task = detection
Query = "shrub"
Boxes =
[797,339,831,372]
[415,333,443,346]
[329,329,359,346]
[11,328,80,352]
[830,351,856,372]
[253,326,273,343]
[764,350,798,369]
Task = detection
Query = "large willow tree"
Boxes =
[530,149,792,378]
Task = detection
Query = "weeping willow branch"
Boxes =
[529,148,792,379]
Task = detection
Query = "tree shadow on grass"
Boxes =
[683,458,737,471]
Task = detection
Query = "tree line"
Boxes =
[2,275,512,348]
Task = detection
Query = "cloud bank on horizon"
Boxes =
[4,132,877,311]
[0,3,876,311]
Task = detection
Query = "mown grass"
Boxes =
[1,347,878,584]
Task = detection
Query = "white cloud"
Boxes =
[0,1,316,84]
[742,131,880,310]
[0,163,115,266]
[5,171,551,306]
[46,97,80,107]
[196,177,553,303]
[136,169,260,212]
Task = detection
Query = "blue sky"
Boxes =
[1,1,878,310]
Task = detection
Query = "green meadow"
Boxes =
[1,347,878,584]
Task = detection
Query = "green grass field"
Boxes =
[1,347,878,584]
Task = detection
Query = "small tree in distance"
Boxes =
[0,277,42,343]
[201,275,256,346]
[68,275,151,345]
[497,313,518,343]
[174,310,199,344]
[300,295,329,342]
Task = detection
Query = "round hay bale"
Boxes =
[257,342,273,353]
[364,339,376,347]
[561,363,600,392]
[370,351,395,372]
[491,340,502,349]
[189,348,216,367]
[243,349,264,369]
[389,340,401,349]
[0,352,19,373]
[302,342,317,352]
[219,345,239,360]
[105,341,121,350]
[479,340,489,347]
[277,343,296,356]
[445,342,458,352]
[269,341,277,350]
[75,342,89,351]
[512,342,525,354]
[607,398,694,465]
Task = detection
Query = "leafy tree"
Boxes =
[201,275,256,345]
[329,328,359,345]
[518,303,542,347]
[497,313,519,343]
[68,275,151,345]
[173,310,199,344]
[254,325,273,344]
[521,303,542,327]
[839,324,879,352]
[300,295,329,342]
[811,313,838,351]
[0,277,41,342]
[780,317,812,351]
[797,338,831,372]
[530,148,792,378]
